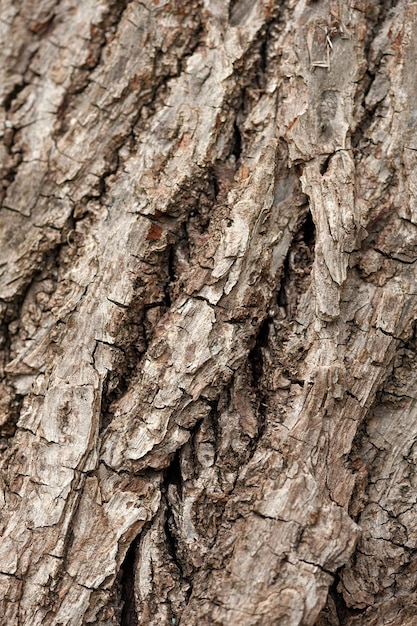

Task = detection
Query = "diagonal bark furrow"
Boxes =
[0,0,121,231]
[0,0,204,303]
[0,0,270,424]
[125,3,368,618]
[0,3,284,623]
[97,50,270,436]
[0,1,208,444]
[0,2,344,620]
[131,496,192,626]
[129,3,417,624]
[133,372,260,625]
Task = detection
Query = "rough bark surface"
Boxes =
[0,0,416,624]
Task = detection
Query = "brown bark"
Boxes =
[1,1,416,624]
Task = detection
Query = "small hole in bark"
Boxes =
[276,209,315,314]
[302,211,316,247]
[323,573,366,622]
[4,82,27,111]
[249,318,270,388]
[277,252,289,308]
[259,38,268,75]
[165,449,182,497]
[211,172,220,200]
[164,245,175,307]
[320,154,332,175]
[120,540,139,626]
[231,121,242,160]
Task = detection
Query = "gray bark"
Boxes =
[1,1,416,624]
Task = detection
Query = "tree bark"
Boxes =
[1,0,416,624]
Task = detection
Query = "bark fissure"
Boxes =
[120,539,139,626]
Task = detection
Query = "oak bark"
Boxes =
[1,1,416,624]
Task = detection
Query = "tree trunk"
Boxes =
[1,0,416,624]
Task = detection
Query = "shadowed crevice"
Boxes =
[120,539,139,626]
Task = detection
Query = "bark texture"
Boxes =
[0,0,416,624]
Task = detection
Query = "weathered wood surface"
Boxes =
[1,1,417,624]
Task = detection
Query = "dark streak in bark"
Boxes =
[120,540,139,626]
